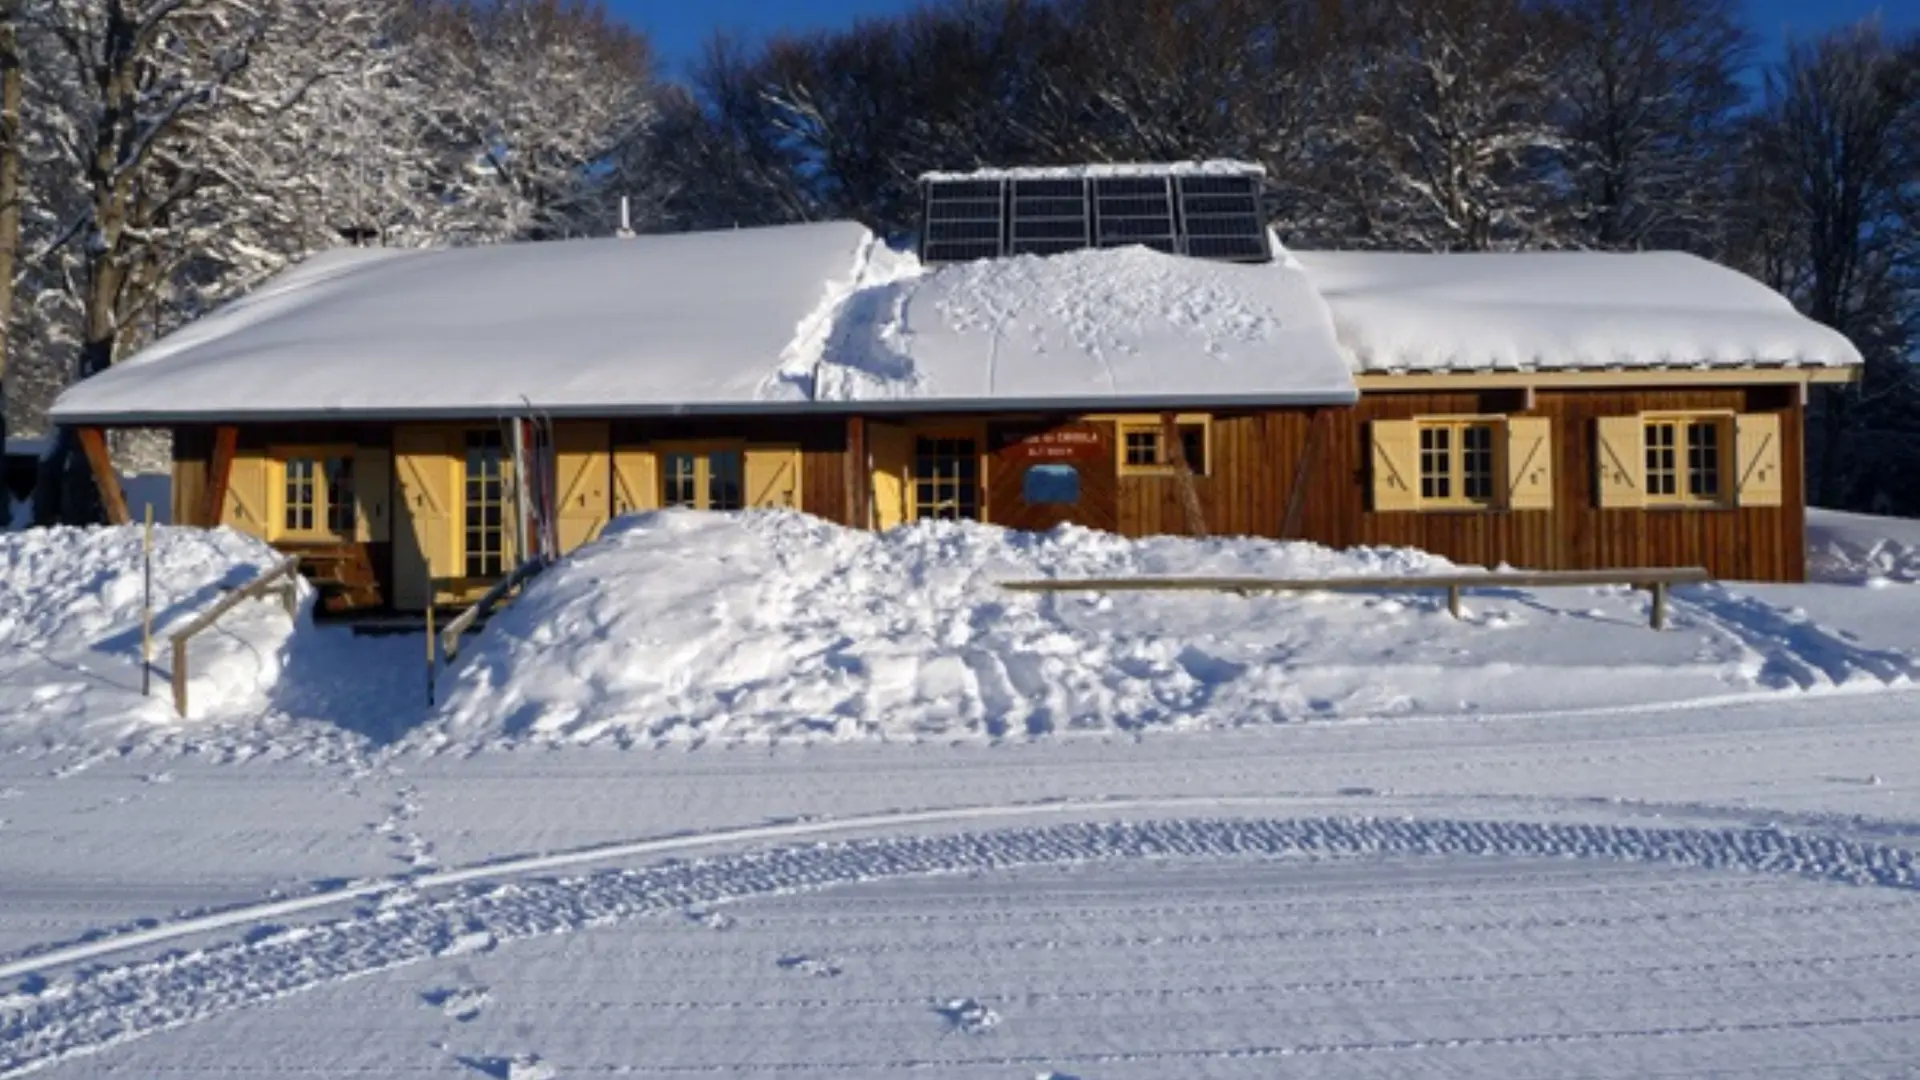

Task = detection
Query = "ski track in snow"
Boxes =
[4,813,1920,1076]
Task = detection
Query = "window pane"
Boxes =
[1179,425,1206,473]
[1419,426,1451,500]
[913,437,979,520]
[1645,423,1678,497]
[1022,464,1081,505]
[284,458,316,531]
[1462,424,1495,501]
[708,451,744,511]
[662,453,698,508]
[464,432,507,578]
[1124,431,1159,467]
[325,457,355,534]
[1687,421,1721,498]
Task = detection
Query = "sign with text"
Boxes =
[993,424,1108,463]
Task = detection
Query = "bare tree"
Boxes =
[1553,0,1752,250]
[0,3,20,471]
[1732,22,1918,509]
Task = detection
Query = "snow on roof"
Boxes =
[50,227,1860,427]
[1291,250,1862,373]
[919,160,1266,183]
[51,222,886,424]
[766,240,1357,408]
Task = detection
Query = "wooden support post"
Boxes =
[1280,408,1329,540]
[201,425,239,527]
[845,416,868,529]
[1447,584,1463,619]
[142,505,153,698]
[75,427,132,525]
[1161,412,1208,538]
[1651,581,1670,631]
[425,602,437,707]
[172,641,189,717]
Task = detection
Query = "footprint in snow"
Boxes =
[776,954,842,978]
[422,985,490,1022]
[935,997,1000,1035]
[685,908,735,931]
[456,1053,554,1080]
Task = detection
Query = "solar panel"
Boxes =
[922,168,1272,264]
[1009,178,1089,256]
[1093,177,1177,253]
[922,179,1007,263]
[1176,175,1269,262]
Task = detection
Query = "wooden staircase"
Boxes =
[278,542,383,614]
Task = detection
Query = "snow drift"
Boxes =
[429,512,1915,749]
[1808,508,1920,586]
[0,526,310,745]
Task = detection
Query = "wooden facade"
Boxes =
[170,380,1812,612]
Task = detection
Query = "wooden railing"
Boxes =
[169,555,303,717]
[440,557,547,663]
[1000,566,1713,630]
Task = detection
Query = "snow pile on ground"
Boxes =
[1808,508,1920,585]
[805,243,1355,406]
[430,511,1915,749]
[0,525,310,746]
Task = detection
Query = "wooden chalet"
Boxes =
[48,163,1861,613]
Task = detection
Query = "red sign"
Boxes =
[995,425,1108,462]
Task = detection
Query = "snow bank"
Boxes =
[1293,249,1862,372]
[430,512,1914,749]
[0,526,309,745]
[793,243,1356,406]
[1808,508,1920,585]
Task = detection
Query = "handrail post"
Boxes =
[172,639,189,717]
[1447,584,1463,620]
[1651,581,1670,631]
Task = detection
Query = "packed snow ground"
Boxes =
[2,511,1920,1076]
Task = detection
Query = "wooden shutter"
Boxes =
[746,446,803,509]
[1594,416,1645,509]
[1369,420,1419,512]
[1505,416,1554,511]
[353,445,391,543]
[555,422,610,552]
[868,423,913,528]
[393,428,458,610]
[611,447,659,516]
[222,454,272,539]
[1735,413,1784,508]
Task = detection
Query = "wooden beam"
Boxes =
[1355,368,1854,392]
[201,425,239,527]
[845,416,868,529]
[1279,408,1330,540]
[75,427,131,525]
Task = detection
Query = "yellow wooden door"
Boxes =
[611,447,660,517]
[222,454,273,539]
[554,422,611,553]
[868,423,912,529]
[393,428,459,610]
[745,446,803,509]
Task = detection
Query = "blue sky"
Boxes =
[619,0,1920,78]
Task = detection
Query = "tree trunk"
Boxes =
[0,13,21,486]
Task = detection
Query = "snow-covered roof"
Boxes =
[1291,250,1862,373]
[52,221,1359,425]
[766,242,1355,408]
[51,222,885,424]
[919,160,1266,183]
[50,226,1862,427]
